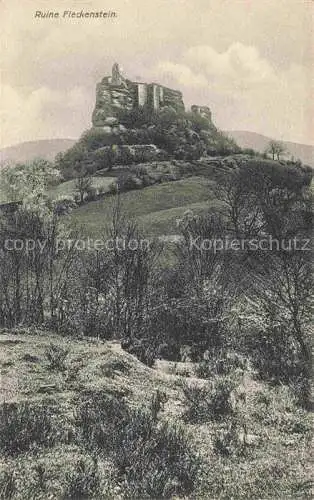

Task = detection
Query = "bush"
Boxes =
[45,343,69,371]
[252,386,312,435]
[74,389,201,498]
[120,417,200,499]
[0,467,15,499]
[97,184,107,197]
[121,337,159,367]
[0,452,119,499]
[212,419,244,456]
[196,350,248,378]
[53,197,77,216]
[116,172,142,192]
[74,390,129,455]
[182,376,236,423]
[60,456,101,499]
[85,186,98,201]
[107,181,117,194]
[241,147,258,157]
[0,400,60,455]
[289,376,311,408]
[246,324,311,406]
[101,356,131,377]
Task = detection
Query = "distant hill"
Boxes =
[1,133,313,168]
[0,139,77,165]
[224,130,314,167]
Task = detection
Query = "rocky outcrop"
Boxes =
[92,63,190,128]
[85,144,165,169]
[191,105,212,122]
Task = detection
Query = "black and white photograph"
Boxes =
[0,0,313,498]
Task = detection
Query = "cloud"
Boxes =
[153,62,208,89]
[0,85,91,146]
[0,0,312,147]
[154,43,276,94]
[187,43,275,89]
[149,44,313,145]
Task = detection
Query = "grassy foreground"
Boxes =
[0,330,312,499]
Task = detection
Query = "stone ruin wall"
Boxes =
[92,63,212,129]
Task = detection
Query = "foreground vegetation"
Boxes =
[0,331,312,499]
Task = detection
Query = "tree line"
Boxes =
[0,157,312,404]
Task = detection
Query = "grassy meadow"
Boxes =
[67,176,217,238]
[47,176,116,200]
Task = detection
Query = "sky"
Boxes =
[1,0,313,148]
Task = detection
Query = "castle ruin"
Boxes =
[92,63,212,128]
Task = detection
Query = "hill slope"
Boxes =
[67,176,216,238]
[0,139,77,165]
[2,133,313,168]
[225,130,314,167]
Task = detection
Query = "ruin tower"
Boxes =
[111,63,127,87]
[191,105,212,123]
[91,63,185,127]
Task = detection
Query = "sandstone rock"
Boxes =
[92,63,185,127]
[191,104,212,122]
[104,116,119,125]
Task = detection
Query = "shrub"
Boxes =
[212,419,244,456]
[196,350,248,378]
[0,400,60,455]
[61,456,101,499]
[120,417,200,499]
[193,452,308,499]
[117,172,142,192]
[289,376,311,409]
[85,186,98,201]
[108,181,117,194]
[0,452,119,500]
[149,389,168,420]
[244,322,312,409]
[252,386,312,435]
[121,337,159,367]
[0,467,15,499]
[183,376,236,423]
[75,390,201,498]
[74,390,129,455]
[241,147,258,157]
[53,197,77,216]
[97,184,107,197]
[74,193,81,204]
[101,356,131,377]
[45,343,69,371]
[247,324,308,385]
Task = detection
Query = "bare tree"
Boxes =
[212,168,265,239]
[0,207,75,328]
[265,140,287,161]
[104,195,161,339]
[75,175,92,204]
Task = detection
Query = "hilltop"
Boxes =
[1,132,313,169]
[54,63,240,182]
